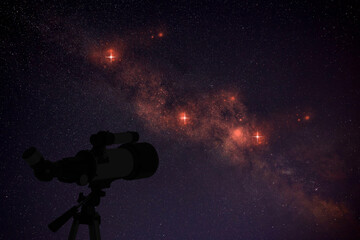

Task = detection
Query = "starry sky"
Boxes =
[1,1,360,239]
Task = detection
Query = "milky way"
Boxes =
[84,22,357,230]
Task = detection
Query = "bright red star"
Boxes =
[105,50,116,62]
[253,131,263,144]
[180,112,189,125]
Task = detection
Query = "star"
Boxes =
[253,131,263,143]
[105,50,116,62]
[180,112,189,125]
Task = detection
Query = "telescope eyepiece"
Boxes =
[23,147,44,167]
[22,147,55,181]
[23,147,36,159]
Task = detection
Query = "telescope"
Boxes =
[23,131,159,187]
[22,131,159,240]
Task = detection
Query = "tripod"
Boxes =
[48,188,106,240]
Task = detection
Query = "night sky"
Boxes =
[1,1,360,239]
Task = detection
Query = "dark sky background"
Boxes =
[1,1,360,239]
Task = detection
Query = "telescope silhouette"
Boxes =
[23,131,159,240]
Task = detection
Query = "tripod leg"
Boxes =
[89,219,101,240]
[68,218,80,240]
